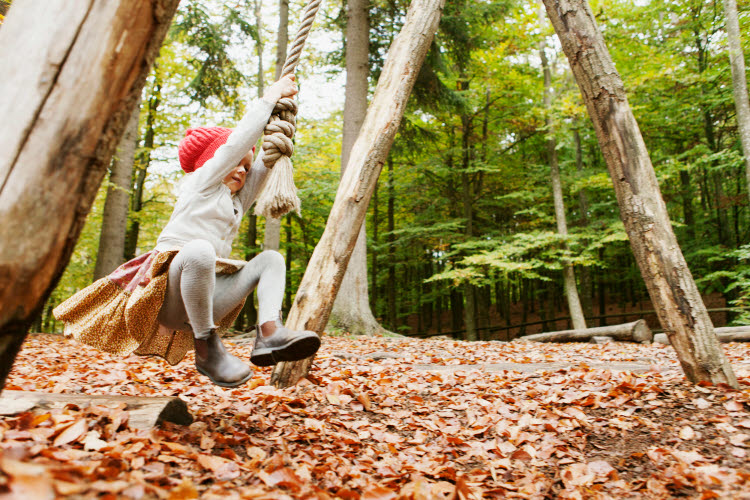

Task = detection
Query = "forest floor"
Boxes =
[1,333,749,499]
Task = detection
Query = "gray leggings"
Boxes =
[157,240,285,338]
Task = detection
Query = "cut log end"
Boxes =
[0,391,193,429]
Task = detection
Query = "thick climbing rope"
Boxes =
[254,0,324,219]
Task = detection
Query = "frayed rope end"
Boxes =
[254,156,301,218]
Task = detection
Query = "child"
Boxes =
[54,74,320,388]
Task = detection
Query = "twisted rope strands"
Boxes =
[255,0,323,218]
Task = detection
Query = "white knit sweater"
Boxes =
[154,98,276,258]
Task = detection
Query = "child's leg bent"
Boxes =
[212,250,285,323]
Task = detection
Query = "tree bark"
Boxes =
[270,0,445,387]
[519,320,652,343]
[0,0,179,393]
[93,101,140,280]
[722,0,750,205]
[539,4,587,330]
[543,0,737,387]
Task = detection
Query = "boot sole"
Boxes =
[196,366,253,388]
[250,335,321,367]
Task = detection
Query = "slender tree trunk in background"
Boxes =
[264,0,289,251]
[371,184,379,318]
[722,0,750,205]
[598,248,607,326]
[125,78,161,261]
[574,126,594,318]
[329,0,382,335]
[461,112,478,341]
[544,0,737,388]
[387,158,397,329]
[450,288,463,335]
[94,101,140,280]
[0,0,179,393]
[539,6,586,330]
[270,0,445,387]
[680,170,696,241]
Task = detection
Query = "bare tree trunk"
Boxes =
[93,101,140,280]
[0,0,179,393]
[539,4,586,330]
[543,0,737,387]
[329,0,383,335]
[125,77,160,261]
[386,158,397,329]
[722,0,750,205]
[574,126,594,318]
[520,319,652,343]
[263,0,289,251]
[270,0,445,387]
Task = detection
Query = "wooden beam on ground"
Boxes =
[0,391,192,429]
[269,0,446,388]
[518,320,652,343]
[0,0,180,393]
[655,326,750,345]
[542,0,737,388]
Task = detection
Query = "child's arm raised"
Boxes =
[191,75,298,192]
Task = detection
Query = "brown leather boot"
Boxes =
[194,330,253,387]
[250,318,321,367]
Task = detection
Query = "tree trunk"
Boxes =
[371,183,379,318]
[93,101,140,280]
[543,0,737,387]
[519,319,652,343]
[125,77,160,261]
[722,0,750,205]
[0,391,192,429]
[329,0,382,336]
[539,5,586,330]
[574,126,594,318]
[655,326,750,344]
[270,0,445,387]
[0,0,179,393]
[386,158,397,329]
[263,0,289,251]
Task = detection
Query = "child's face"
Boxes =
[223,150,253,194]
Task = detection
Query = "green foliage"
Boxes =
[48,0,750,335]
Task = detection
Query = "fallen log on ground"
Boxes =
[0,391,192,429]
[654,326,750,345]
[516,320,652,343]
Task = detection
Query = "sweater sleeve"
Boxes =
[191,98,276,193]
[237,148,271,212]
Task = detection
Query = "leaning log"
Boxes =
[0,391,192,430]
[0,0,180,393]
[518,320,652,343]
[270,0,446,388]
[542,0,737,388]
[655,326,750,345]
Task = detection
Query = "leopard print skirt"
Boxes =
[53,250,245,365]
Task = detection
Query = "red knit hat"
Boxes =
[178,127,256,173]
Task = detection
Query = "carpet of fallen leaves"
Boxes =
[2,333,750,499]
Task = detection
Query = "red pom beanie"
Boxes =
[178,127,256,173]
